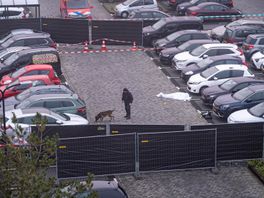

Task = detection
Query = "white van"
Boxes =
[115,0,158,18]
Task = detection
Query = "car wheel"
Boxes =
[199,86,208,95]
[121,11,129,18]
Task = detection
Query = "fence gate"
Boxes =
[57,133,136,179]
[138,129,216,172]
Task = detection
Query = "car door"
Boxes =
[217,48,235,56]
[231,83,249,93]
[230,69,244,78]
[258,38,264,50]
[128,0,144,12]
[43,100,65,113]
[171,34,191,47]
[163,23,177,36]
[209,70,231,85]
[202,49,218,58]
[61,100,76,114]
[139,11,153,19]
[143,0,156,9]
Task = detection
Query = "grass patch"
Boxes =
[102,2,119,14]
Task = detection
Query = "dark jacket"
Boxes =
[122,89,133,104]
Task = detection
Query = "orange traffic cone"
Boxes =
[101,40,107,52]
[83,41,89,53]
[131,41,137,51]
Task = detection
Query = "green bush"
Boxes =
[248,159,264,177]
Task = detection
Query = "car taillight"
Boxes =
[238,48,244,55]
[190,11,197,16]
[50,42,57,49]
[77,107,86,113]
[244,44,254,50]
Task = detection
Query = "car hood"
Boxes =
[65,113,89,125]
[188,73,206,84]
[182,63,199,73]
[228,109,264,123]
[174,51,193,61]
[143,25,155,34]
[161,47,180,56]
[211,25,226,37]
[214,94,239,106]
[155,38,168,46]
[202,85,225,96]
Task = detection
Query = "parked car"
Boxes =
[0,64,61,85]
[187,64,254,94]
[143,16,203,46]
[201,77,264,105]
[242,34,264,60]
[181,55,244,81]
[172,43,245,71]
[186,2,242,22]
[0,33,56,52]
[0,46,30,62]
[4,85,74,108]
[0,7,32,19]
[0,47,62,77]
[60,0,92,19]
[115,0,158,18]
[210,19,264,41]
[250,50,264,70]
[0,75,56,99]
[169,0,190,8]
[153,29,210,54]
[159,39,218,65]
[213,84,264,119]
[5,108,89,132]
[8,94,87,118]
[176,0,234,16]
[227,102,264,123]
[0,29,42,44]
[223,25,264,46]
[128,9,169,19]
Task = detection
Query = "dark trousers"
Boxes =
[125,103,131,117]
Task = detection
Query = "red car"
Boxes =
[186,2,242,22]
[0,64,61,86]
[60,0,92,19]
[0,75,56,98]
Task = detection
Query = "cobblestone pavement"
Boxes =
[60,47,207,125]
[117,166,264,198]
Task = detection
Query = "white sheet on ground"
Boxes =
[156,92,191,101]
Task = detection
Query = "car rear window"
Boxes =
[245,36,257,44]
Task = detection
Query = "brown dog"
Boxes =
[95,110,115,122]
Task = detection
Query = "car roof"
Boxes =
[208,55,242,61]
[214,64,246,70]
[132,9,167,14]
[166,16,202,23]
[17,75,51,82]
[5,46,31,52]
[248,34,264,39]
[25,93,77,102]
[24,64,53,70]
[235,19,264,25]
[23,84,70,92]
[14,47,58,56]
[247,84,264,92]
[10,29,34,35]
[227,25,264,30]
[6,107,54,117]
[9,32,51,40]
[197,2,226,7]
[202,43,237,49]
[176,29,204,34]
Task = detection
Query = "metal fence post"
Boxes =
[134,133,140,178]
[211,128,219,174]
[184,124,190,131]
[39,17,42,32]
[88,19,92,46]
[106,124,110,136]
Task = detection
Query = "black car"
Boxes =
[153,29,210,54]
[159,39,217,65]
[0,33,56,51]
[242,34,264,60]
[202,77,264,106]
[181,55,243,81]
[0,47,62,77]
[143,16,203,46]
[223,25,264,46]
[176,0,233,16]
[213,84,264,119]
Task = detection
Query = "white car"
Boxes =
[250,51,264,70]
[5,108,89,134]
[115,0,158,18]
[227,102,264,123]
[187,64,254,94]
[172,43,245,71]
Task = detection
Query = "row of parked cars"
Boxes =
[0,29,90,134]
[143,16,264,123]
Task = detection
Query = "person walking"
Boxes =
[122,88,133,119]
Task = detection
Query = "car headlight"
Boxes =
[209,95,216,98]
[179,7,184,10]
[161,53,169,57]
[189,81,201,85]
[220,104,229,110]
[176,59,186,63]
[185,71,193,75]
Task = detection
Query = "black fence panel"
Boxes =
[92,20,142,45]
[191,123,264,161]
[42,18,89,43]
[0,18,41,36]
[139,129,216,171]
[31,125,106,138]
[110,124,185,135]
[57,134,136,178]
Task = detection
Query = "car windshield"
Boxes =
[1,37,15,48]
[197,58,213,68]
[248,102,264,117]
[3,53,19,65]
[219,79,237,91]
[190,46,207,56]
[226,21,241,28]
[16,89,31,101]
[233,87,254,101]
[200,67,219,78]
[67,0,89,8]
[8,79,19,87]
[11,67,26,78]
[122,0,135,6]
[178,42,192,51]
[152,19,166,30]
[166,33,180,41]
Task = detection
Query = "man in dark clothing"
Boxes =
[122,88,133,119]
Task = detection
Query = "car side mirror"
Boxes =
[56,120,63,125]
[246,99,252,103]
[202,54,208,59]
[213,76,218,80]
